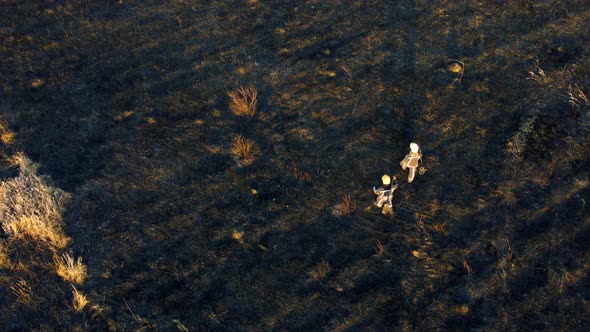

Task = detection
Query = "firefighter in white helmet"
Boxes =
[373,174,398,215]
[400,142,422,183]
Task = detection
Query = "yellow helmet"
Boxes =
[410,142,419,153]
[381,174,391,185]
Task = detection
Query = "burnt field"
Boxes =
[1,0,589,330]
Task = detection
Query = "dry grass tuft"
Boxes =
[310,259,331,281]
[527,60,550,84]
[229,86,257,117]
[332,194,356,217]
[55,253,88,285]
[71,285,89,312]
[568,84,589,109]
[462,259,474,276]
[452,304,470,315]
[375,240,385,256]
[232,228,245,244]
[230,135,258,164]
[0,153,71,249]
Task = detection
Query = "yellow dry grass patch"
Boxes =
[4,215,70,249]
[55,253,87,285]
[0,153,71,250]
[1,131,15,144]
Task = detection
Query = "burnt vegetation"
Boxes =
[1,0,589,330]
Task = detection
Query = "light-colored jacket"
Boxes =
[400,150,422,169]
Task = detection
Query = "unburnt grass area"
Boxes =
[1,0,589,330]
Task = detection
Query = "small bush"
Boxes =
[0,153,71,249]
[228,86,258,117]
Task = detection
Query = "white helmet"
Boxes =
[410,142,419,153]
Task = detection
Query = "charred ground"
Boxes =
[1,0,589,330]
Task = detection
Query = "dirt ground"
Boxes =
[1,0,589,330]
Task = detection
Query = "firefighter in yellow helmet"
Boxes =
[400,142,423,183]
[373,174,398,215]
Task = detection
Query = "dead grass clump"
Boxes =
[55,253,87,285]
[71,285,89,312]
[0,153,71,249]
[310,260,331,281]
[463,259,474,276]
[374,240,385,256]
[229,86,257,117]
[0,118,16,144]
[452,304,469,316]
[527,60,550,84]
[568,84,589,109]
[230,135,258,164]
[332,194,356,217]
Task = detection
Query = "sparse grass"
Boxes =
[289,163,314,182]
[11,279,37,309]
[55,253,87,285]
[0,154,70,249]
[228,86,258,117]
[230,135,258,164]
[0,240,11,269]
[71,285,89,312]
